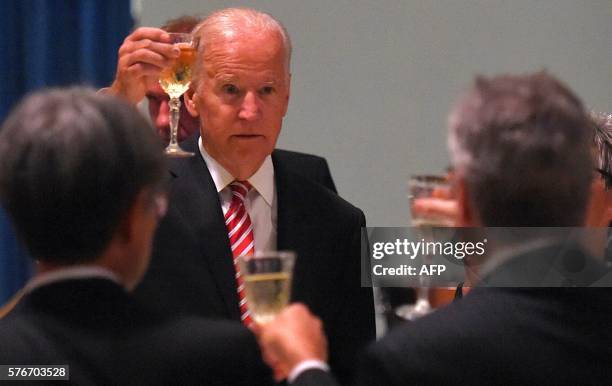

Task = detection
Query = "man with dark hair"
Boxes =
[258,72,612,385]
[0,88,272,386]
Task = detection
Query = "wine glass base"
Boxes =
[395,299,432,321]
[164,145,194,158]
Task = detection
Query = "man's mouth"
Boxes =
[233,134,263,139]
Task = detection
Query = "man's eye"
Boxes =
[260,86,274,95]
[223,84,239,95]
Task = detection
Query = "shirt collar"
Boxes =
[23,265,122,294]
[198,137,275,207]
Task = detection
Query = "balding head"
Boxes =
[192,8,291,88]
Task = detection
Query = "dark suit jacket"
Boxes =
[273,149,337,194]
[0,278,272,386]
[294,244,612,386]
[134,136,375,384]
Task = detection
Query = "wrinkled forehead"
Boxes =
[204,30,286,64]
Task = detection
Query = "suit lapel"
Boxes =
[273,153,314,297]
[170,136,241,320]
[274,152,298,252]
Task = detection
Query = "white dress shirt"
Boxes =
[199,138,277,252]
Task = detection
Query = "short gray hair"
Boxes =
[592,111,612,188]
[447,72,593,226]
[0,87,166,263]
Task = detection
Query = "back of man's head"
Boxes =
[0,87,166,264]
[448,72,593,226]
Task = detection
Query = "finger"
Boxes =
[413,198,458,217]
[274,363,290,382]
[249,322,262,336]
[119,40,179,66]
[289,303,310,316]
[123,52,174,74]
[129,39,179,58]
[124,62,166,80]
[125,27,170,43]
[432,186,453,199]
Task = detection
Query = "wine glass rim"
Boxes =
[166,32,193,44]
[253,250,296,259]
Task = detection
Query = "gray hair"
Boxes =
[592,112,612,189]
[447,72,593,226]
[191,8,292,86]
[0,87,166,263]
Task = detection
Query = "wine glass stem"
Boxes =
[416,248,433,303]
[169,97,181,146]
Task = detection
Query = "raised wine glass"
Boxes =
[159,33,196,157]
[237,251,296,324]
[395,175,453,321]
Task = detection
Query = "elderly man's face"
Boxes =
[146,83,200,143]
[187,30,290,178]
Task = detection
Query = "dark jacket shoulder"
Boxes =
[274,149,337,193]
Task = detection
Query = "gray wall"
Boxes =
[136,0,612,226]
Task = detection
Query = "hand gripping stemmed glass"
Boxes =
[159,33,196,157]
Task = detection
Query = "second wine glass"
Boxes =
[395,175,452,321]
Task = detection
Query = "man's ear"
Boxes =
[282,73,291,118]
[184,88,200,117]
[114,191,149,245]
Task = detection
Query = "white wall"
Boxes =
[136,0,612,226]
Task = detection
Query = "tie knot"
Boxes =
[229,180,252,201]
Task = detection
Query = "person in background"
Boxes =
[257,72,612,385]
[413,112,612,229]
[144,16,202,142]
[0,88,273,386]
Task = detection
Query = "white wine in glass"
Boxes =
[238,251,295,324]
[159,33,196,157]
[243,271,292,324]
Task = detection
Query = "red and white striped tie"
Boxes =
[225,181,255,326]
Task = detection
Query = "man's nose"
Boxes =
[238,92,261,121]
[156,100,170,132]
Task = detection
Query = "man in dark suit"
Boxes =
[128,8,374,384]
[0,88,273,386]
[258,72,612,385]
